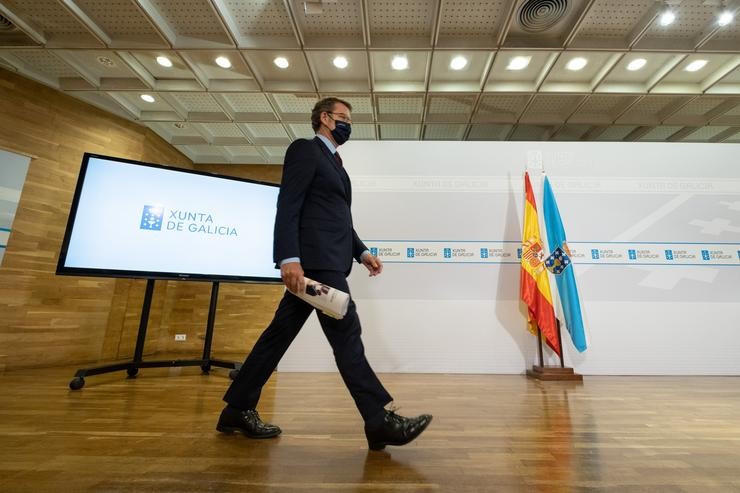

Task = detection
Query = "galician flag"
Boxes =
[520,172,560,356]
[542,176,587,352]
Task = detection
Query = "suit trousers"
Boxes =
[223,269,393,424]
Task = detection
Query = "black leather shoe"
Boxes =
[216,406,281,438]
[365,410,432,450]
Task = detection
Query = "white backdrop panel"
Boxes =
[278,142,740,375]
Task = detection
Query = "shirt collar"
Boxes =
[316,133,337,155]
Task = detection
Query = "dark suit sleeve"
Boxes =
[273,140,317,266]
[352,227,368,263]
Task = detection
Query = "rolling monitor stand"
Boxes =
[69,280,241,390]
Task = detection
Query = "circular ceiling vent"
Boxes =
[96,56,116,67]
[0,14,17,32]
[518,0,569,33]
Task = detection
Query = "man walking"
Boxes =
[217,97,432,450]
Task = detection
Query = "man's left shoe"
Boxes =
[216,406,282,438]
[365,410,432,450]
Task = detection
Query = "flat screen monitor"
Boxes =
[56,153,281,283]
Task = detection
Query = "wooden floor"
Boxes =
[1,364,740,493]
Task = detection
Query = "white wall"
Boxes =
[279,142,740,375]
[0,148,31,266]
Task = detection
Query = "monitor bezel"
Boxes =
[56,152,282,283]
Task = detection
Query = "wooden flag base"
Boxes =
[526,365,583,382]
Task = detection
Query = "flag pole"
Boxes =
[540,167,565,370]
[525,166,583,382]
[556,319,565,368]
[536,323,544,368]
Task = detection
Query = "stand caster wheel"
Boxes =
[126,367,139,378]
[69,377,85,390]
[229,369,239,380]
[201,364,211,374]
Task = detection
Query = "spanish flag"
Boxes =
[520,172,560,356]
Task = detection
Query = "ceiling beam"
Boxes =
[658,95,698,123]
[712,126,740,142]
[283,0,319,94]
[626,2,662,49]
[210,0,243,47]
[57,0,111,47]
[0,1,47,45]
[282,0,306,48]
[588,53,624,92]
[115,51,156,89]
[646,54,687,92]
[133,0,178,47]
[623,125,653,141]
[694,0,740,50]
[705,98,740,124]
[496,0,519,47]
[667,126,699,142]
[563,0,599,48]
[701,56,740,93]
[581,125,608,141]
[431,0,443,47]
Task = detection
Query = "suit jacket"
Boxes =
[273,137,367,273]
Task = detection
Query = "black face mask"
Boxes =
[331,120,352,146]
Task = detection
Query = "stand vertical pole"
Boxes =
[202,282,219,361]
[132,279,155,364]
[536,324,544,367]
[556,319,565,368]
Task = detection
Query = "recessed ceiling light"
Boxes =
[626,58,647,71]
[274,56,289,69]
[156,55,172,68]
[659,10,675,26]
[391,55,409,71]
[506,55,531,71]
[566,57,588,71]
[450,55,468,71]
[685,59,708,72]
[333,56,348,69]
[717,10,734,26]
[215,56,232,69]
[140,94,155,103]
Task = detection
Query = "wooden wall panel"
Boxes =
[0,68,190,371]
[0,68,287,371]
[160,164,285,359]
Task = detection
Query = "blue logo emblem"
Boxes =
[140,205,163,231]
[545,246,571,275]
[701,250,710,261]
[443,248,451,259]
[407,248,415,258]
[516,248,522,259]
[480,248,488,259]
[665,250,674,260]
[370,247,378,256]
[737,250,740,260]
[628,249,636,260]
[591,249,600,260]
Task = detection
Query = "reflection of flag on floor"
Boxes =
[543,176,587,352]
[520,172,560,356]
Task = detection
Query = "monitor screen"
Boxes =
[57,153,281,282]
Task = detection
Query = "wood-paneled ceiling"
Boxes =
[1,0,739,164]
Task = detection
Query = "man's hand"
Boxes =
[281,261,305,293]
[361,252,383,277]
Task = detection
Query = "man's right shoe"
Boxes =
[365,410,432,451]
[216,406,282,438]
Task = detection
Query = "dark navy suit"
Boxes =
[224,137,392,423]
